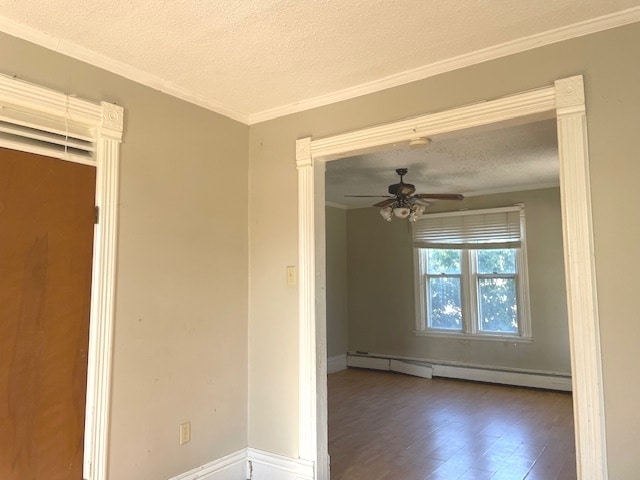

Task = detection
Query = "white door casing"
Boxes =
[0,74,123,480]
[296,75,606,479]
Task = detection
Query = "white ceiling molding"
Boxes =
[251,7,640,124]
[0,15,251,124]
[1,7,639,125]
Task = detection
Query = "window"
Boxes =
[413,205,531,339]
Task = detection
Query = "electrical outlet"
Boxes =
[179,421,191,445]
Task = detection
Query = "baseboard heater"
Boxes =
[346,354,433,378]
[346,353,572,391]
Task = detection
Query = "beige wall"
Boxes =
[345,188,569,373]
[1,33,249,480]
[326,206,349,358]
[2,17,639,480]
[248,23,640,477]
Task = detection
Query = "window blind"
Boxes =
[0,103,95,165]
[412,205,524,249]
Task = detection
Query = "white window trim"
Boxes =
[297,75,607,479]
[0,73,123,480]
[413,206,532,340]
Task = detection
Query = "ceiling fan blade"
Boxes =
[412,197,433,206]
[415,193,464,200]
[373,198,396,208]
[344,195,393,198]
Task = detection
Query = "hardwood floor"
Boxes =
[328,368,576,480]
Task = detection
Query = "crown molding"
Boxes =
[2,8,639,126]
[0,15,250,124]
[249,7,640,124]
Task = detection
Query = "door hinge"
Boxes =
[94,206,100,224]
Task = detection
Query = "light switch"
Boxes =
[179,421,191,445]
[286,266,297,285]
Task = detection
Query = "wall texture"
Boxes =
[345,188,570,374]
[248,23,640,477]
[1,32,249,480]
[326,206,349,358]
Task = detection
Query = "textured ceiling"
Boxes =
[326,118,559,208]
[0,1,639,123]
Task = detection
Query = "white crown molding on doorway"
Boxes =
[250,7,640,124]
[1,8,639,125]
[297,74,607,479]
[0,73,123,480]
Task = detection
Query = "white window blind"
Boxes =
[412,205,524,249]
[0,99,95,165]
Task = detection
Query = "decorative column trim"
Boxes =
[555,75,608,479]
[296,137,317,467]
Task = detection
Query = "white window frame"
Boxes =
[414,243,532,340]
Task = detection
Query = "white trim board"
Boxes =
[346,354,570,390]
[432,365,571,391]
[166,449,314,480]
[247,448,315,480]
[0,74,123,480]
[327,354,347,374]
[253,8,640,123]
[167,450,246,480]
[298,75,607,479]
[346,356,434,378]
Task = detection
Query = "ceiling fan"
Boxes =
[346,168,464,221]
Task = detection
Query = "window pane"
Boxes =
[426,249,461,274]
[478,277,518,333]
[476,248,516,274]
[428,276,462,330]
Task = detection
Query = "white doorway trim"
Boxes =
[0,74,123,480]
[296,75,607,479]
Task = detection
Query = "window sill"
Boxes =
[412,330,533,343]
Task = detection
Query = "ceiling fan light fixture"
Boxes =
[393,207,411,218]
[379,206,393,221]
[409,204,426,222]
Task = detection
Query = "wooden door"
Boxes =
[0,147,96,479]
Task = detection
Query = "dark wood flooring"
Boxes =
[328,368,576,480]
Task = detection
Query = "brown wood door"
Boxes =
[0,147,96,480]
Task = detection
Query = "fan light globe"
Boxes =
[379,207,393,221]
[393,207,410,218]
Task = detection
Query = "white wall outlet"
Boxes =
[179,421,191,445]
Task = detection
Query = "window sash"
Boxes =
[416,246,531,339]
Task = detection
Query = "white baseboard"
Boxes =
[167,449,246,480]
[168,448,315,480]
[432,364,572,391]
[347,354,390,371]
[346,354,434,379]
[247,448,314,480]
[327,353,347,374]
[346,353,571,391]
[390,359,433,379]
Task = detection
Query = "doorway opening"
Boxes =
[323,115,574,477]
[296,75,606,479]
[0,74,123,480]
